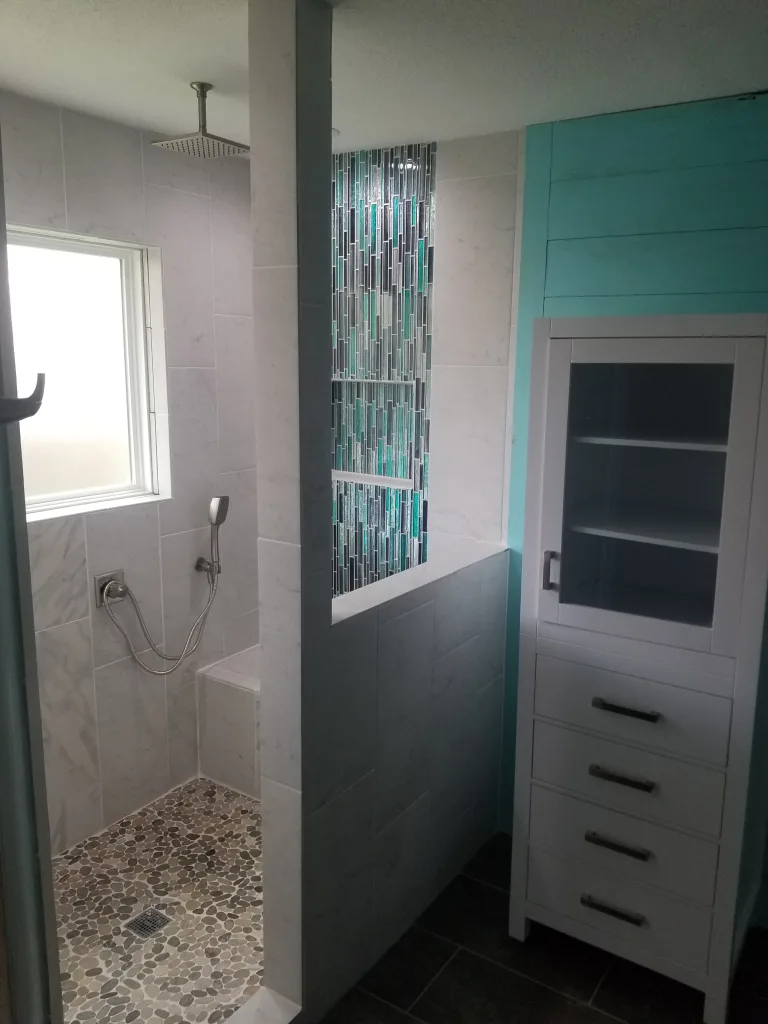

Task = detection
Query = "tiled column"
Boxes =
[249,0,332,1007]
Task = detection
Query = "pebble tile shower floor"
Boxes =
[53,779,263,1024]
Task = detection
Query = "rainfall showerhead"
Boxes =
[151,83,249,159]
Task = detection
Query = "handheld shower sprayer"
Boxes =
[100,496,231,675]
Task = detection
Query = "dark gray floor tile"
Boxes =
[592,960,704,1024]
[729,989,768,1023]
[320,989,413,1024]
[733,928,768,1000]
[358,927,458,1010]
[411,949,615,1024]
[461,833,512,892]
[417,876,612,1001]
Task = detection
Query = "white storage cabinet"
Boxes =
[510,314,768,1024]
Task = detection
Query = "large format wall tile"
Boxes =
[95,655,169,825]
[304,771,377,1016]
[160,526,219,656]
[85,503,163,668]
[199,675,258,797]
[141,133,211,197]
[304,608,377,814]
[161,368,220,536]
[0,90,66,229]
[144,183,215,368]
[215,315,258,474]
[429,366,509,542]
[374,792,433,950]
[261,778,302,1005]
[217,469,259,622]
[167,679,198,788]
[27,515,88,632]
[257,538,301,790]
[433,172,516,367]
[36,618,101,854]
[375,600,434,831]
[436,132,519,182]
[61,109,144,242]
[211,158,253,317]
[222,609,260,657]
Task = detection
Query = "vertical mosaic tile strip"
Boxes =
[332,480,427,597]
[332,143,436,596]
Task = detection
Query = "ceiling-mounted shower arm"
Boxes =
[191,81,212,134]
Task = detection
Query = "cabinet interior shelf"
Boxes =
[572,434,728,453]
[567,502,721,554]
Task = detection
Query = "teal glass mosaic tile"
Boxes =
[332,143,436,596]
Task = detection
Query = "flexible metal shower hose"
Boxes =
[102,572,218,676]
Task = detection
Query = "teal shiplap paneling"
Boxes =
[546,228,768,297]
[549,162,768,240]
[502,93,768,837]
[550,94,768,180]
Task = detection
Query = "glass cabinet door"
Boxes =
[539,336,764,654]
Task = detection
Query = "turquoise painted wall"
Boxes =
[501,92,768,831]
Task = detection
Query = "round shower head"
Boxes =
[209,496,230,526]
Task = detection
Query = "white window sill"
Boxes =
[26,490,171,523]
[331,532,507,625]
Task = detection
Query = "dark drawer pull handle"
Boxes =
[580,894,646,927]
[584,830,653,862]
[592,697,661,724]
[589,764,657,794]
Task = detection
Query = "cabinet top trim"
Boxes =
[545,313,768,339]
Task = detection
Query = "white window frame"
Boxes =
[6,226,170,519]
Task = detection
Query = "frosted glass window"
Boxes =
[7,231,156,512]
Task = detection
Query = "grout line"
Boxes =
[457,868,511,897]
[81,519,106,831]
[143,180,211,200]
[405,946,460,1013]
[413,922,607,1009]
[352,988,426,1023]
[587,961,614,1007]
[59,106,69,229]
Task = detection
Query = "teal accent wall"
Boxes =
[501,92,768,832]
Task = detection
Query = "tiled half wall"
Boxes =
[0,87,258,854]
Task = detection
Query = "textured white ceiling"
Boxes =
[0,0,767,152]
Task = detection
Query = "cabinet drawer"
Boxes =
[532,720,725,836]
[527,847,712,973]
[535,655,732,765]
[529,785,719,905]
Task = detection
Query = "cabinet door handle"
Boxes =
[580,894,646,927]
[589,764,657,794]
[584,830,653,862]
[591,697,662,724]
[542,550,558,591]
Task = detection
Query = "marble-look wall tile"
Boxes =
[216,315,258,474]
[36,618,101,854]
[433,560,483,659]
[144,183,215,368]
[429,366,509,542]
[217,469,259,623]
[61,109,145,241]
[436,131,519,181]
[253,266,300,546]
[160,369,219,537]
[433,173,516,368]
[304,608,377,815]
[141,133,211,197]
[375,600,434,831]
[211,158,252,317]
[257,538,301,790]
[374,793,433,950]
[167,680,199,788]
[95,655,169,825]
[261,777,302,1005]
[222,610,260,657]
[27,515,88,632]
[160,527,219,656]
[304,772,376,1017]
[85,503,163,668]
[0,89,66,229]
[199,675,258,797]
